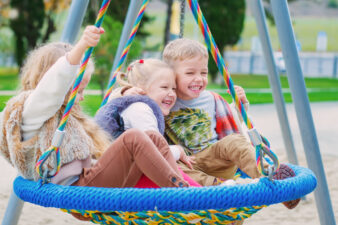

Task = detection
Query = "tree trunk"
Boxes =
[164,0,173,47]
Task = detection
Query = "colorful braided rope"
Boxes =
[35,0,112,179]
[62,206,265,224]
[100,0,149,107]
[187,0,279,175]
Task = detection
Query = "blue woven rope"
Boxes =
[14,164,316,212]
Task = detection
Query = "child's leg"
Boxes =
[122,130,185,187]
[73,128,189,188]
[178,161,217,186]
[193,133,261,179]
[145,130,183,177]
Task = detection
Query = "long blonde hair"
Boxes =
[19,42,94,103]
[20,42,73,91]
[117,58,173,90]
[19,42,109,155]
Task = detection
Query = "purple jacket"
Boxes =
[95,95,164,138]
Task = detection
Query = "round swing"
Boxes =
[13,0,317,224]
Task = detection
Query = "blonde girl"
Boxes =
[96,58,196,169]
[0,26,190,195]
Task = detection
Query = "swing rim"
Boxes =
[13,164,316,212]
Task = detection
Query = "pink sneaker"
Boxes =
[273,164,301,209]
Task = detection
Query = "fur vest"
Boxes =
[0,91,111,180]
[95,95,164,138]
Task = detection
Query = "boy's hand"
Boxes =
[176,145,196,169]
[227,85,248,104]
[123,87,146,96]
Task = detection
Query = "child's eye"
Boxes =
[161,86,168,89]
[186,72,194,75]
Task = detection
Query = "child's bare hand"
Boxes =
[176,145,196,169]
[123,87,146,96]
[227,85,248,104]
[79,25,105,49]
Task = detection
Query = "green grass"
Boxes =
[221,91,338,105]
[1,70,337,114]
[239,17,338,52]
[80,95,103,116]
[0,95,102,116]
[0,67,19,90]
[0,96,12,111]
[210,74,338,104]
[207,74,338,89]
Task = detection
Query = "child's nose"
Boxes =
[194,75,203,81]
[169,90,176,97]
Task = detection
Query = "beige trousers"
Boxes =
[179,133,261,186]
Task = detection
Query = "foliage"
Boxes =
[4,0,70,67]
[0,27,15,54]
[84,0,152,39]
[91,16,142,98]
[199,0,246,81]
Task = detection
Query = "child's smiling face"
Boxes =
[145,67,177,116]
[173,56,208,100]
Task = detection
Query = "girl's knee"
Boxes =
[145,130,166,144]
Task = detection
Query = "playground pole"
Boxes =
[61,0,90,44]
[1,1,88,225]
[109,0,142,80]
[271,1,336,225]
[249,0,299,165]
[1,189,24,225]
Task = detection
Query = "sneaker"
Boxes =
[273,164,301,209]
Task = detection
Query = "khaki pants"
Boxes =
[179,133,261,186]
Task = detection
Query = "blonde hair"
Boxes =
[20,42,94,92]
[117,58,173,89]
[163,38,208,66]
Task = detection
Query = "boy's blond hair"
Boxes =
[162,38,208,66]
[20,42,94,91]
[117,58,173,89]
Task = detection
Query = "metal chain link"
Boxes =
[179,0,185,38]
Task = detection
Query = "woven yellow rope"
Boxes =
[62,205,266,224]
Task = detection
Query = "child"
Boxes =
[0,25,190,199]
[95,58,196,170]
[162,38,300,209]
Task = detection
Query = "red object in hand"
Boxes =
[139,59,144,64]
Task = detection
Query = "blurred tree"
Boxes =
[4,0,71,67]
[163,0,174,46]
[84,0,152,39]
[199,0,246,81]
[92,15,142,97]
[84,0,152,95]
[0,28,15,55]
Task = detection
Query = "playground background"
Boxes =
[1,0,338,224]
